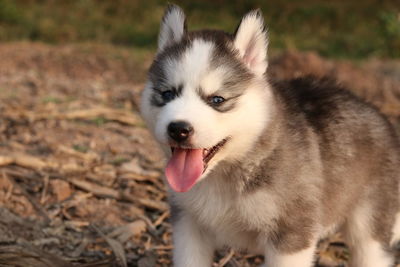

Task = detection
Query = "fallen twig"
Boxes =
[0,154,47,169]
[68,178,168,212]
[121,192,168,211]
[2,171,50,224]
[4,107,143,126]
[153,210,170,227]
[92,225,127,267]
[69,179,119,199]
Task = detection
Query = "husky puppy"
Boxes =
[140,5,400,267]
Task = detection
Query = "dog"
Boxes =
[140,4,400,267]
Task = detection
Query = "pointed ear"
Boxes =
[158,4,187,52]
[234,10,268,76]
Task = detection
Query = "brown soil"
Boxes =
[0,42,399,267]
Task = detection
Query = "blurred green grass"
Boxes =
[0,0,399,59]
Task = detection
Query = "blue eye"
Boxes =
[161,90,176,102]
[211,96,225,105]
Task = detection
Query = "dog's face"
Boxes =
[141,5,272,192]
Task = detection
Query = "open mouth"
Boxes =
[171,138,229,170]
[166,138,229,192]
[202,138,229,168]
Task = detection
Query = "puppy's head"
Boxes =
[141,5,272,192]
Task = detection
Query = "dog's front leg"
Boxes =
[263,242,318,267]
[172,215,215,267]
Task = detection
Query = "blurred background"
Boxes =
[0,0,399,59]
[0,1,400,267]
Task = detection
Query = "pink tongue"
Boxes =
[165,148,204,192]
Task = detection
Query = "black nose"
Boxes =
[168,121,194,142]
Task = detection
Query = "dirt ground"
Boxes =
[0,42,399,267]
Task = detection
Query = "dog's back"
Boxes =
[273,77,400,245]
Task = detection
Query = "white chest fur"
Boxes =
[172,174,280,252]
